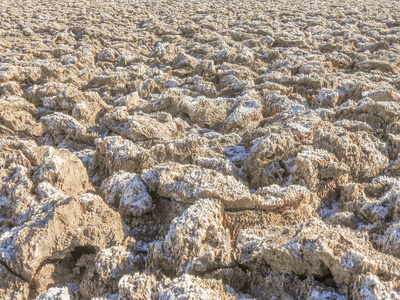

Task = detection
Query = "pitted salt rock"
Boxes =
[101,172,153,219]
[148,199,233,275]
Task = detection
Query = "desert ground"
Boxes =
[1,0,400,299]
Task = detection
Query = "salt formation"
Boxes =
[1,0,400,298]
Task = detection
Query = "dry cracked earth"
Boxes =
[1,0,400,299]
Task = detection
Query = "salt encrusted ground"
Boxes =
[1,0,400,299]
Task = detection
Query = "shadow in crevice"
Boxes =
[28,245,98,299]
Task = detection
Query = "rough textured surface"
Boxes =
[1,0,400,298]
[147,199,233,276]
[101,172,153,220]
